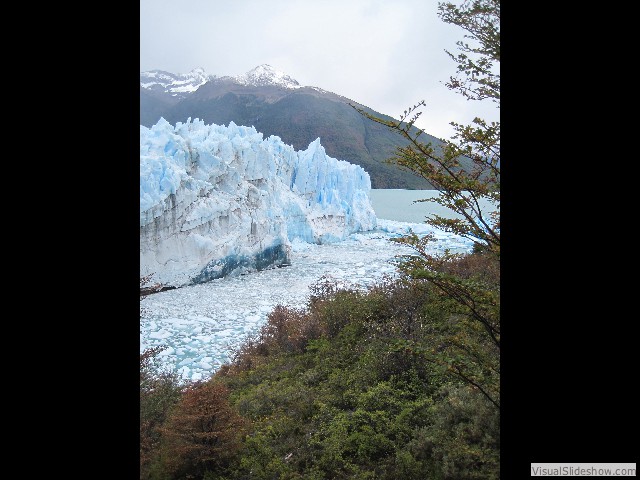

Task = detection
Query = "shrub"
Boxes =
[140,346,182,479]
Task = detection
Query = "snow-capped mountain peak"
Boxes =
[140,67,213,98]
[234,64,301,89]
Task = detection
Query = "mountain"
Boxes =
[140,118,376,287]
[140,65,441,189]
[234,64,301,89]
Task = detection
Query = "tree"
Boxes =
[158,381,248,478]
[353,0,500,410]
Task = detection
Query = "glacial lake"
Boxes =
[369,189,497,223]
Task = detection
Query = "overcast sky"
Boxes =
[140,0,499,140]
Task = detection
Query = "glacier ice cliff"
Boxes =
[140,118,377,286]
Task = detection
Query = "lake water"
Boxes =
[370,189,443,223]
[369,189,497,223]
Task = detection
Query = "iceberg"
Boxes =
[140,118,377,286]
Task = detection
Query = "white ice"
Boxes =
[140,118,376,287]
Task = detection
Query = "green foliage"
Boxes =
[439,0,500,104]
[420,385,500,479]
[219,276,497,479]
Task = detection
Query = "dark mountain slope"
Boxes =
[140,87,180,128]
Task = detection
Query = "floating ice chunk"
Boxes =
[149,329,172,339]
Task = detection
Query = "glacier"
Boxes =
[140,118,377,286]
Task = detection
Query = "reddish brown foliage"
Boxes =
[439,252,500,286]
[159,381,248,477]
[230,305,325,373]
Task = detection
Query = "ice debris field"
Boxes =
[140,218,473,381]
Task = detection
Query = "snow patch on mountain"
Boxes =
[140,67,212,98]
[234,64,301,89]
[141,64,309,97]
